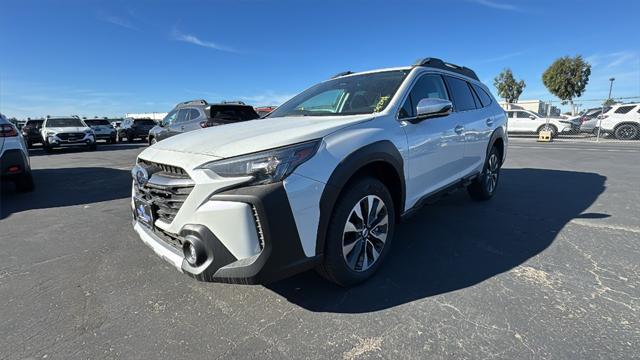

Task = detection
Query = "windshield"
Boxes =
[268,70,410,118]
[134,119,156,126]
[46,118,85,127]
[85,120,111,126]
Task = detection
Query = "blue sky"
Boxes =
[1,0,639,118]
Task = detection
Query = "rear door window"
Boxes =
[176,109,190,123]
[444,76,477,112]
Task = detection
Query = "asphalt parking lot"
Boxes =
[1,138,639,359]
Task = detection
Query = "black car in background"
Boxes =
[116,118,157,143]
[21,119,44,148]
[148,100,260,144]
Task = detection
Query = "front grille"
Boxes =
[57,132,85,140]
[135,161,194,223]
[138,159,189,178]
[154,227,183,251]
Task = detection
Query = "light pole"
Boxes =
[597,77,615,142]
[607,77,615,100]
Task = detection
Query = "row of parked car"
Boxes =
[16,101,274,153]
[504,102,640,140]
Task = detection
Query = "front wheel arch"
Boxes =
[315,141,405,256]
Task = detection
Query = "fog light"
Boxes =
[182,236,207,266]
[8,165,21,173]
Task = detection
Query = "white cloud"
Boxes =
[468,0,521,12]
[101,15,137,30]
[171,28,237,53]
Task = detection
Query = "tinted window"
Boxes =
[516,111,532,118]
[210,106,260,122]
[399,74,449,119]
[24,120,44,128]
[85,119,111,126]
[445,77,477,112]
[46,118,84,127]
[176,109,190,123]
[188,109,200,120]
[614,105,636,114]
[472,84,492,107]
[134,119,156,126]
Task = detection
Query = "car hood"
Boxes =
[152,114,374,158]
[45,127,90,133]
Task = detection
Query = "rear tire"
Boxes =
[149,137,157,145]
[317,177,396,287]
[468,146,501,201]
[15,172,35,192]
[614,124,639,140]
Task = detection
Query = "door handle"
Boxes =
[486,118,494,127]
[454,125,465,134]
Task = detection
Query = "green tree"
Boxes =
[494,69,526,105]
[603,98,617,107]
[542,55,591,115]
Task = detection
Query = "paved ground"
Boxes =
[1,139,639,359]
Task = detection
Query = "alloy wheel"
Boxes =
[342,195,389,272]
[616,125,638,140]
[485,153,499,194]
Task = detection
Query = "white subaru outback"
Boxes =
[131,58,508,286]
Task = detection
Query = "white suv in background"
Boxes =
[130,58,508,286]
[505,109,579,137]
[597,103,640,140]
[41,116,96,152]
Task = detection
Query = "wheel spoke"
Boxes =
[371,213,388,229]
[344,219,360,233]
[346,239,364,269]
[343,236,362,258]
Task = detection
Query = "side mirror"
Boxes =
[414,98,452,121]
[529,115,536,120]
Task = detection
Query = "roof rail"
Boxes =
[331,71,354,79]
[413,57,479,81]
[180,99,208,106]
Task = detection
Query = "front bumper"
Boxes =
[46,133,95,147]
[132,182,319,284]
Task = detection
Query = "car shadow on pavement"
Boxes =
[267,168,607,313]
[27,143,146,157]
[0,167,131,219]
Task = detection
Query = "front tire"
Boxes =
[317,177,396,287]
[468,146,501,201]
[538,124,558,138]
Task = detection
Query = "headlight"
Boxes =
[46,132,56,136]
[84,129,93,134]
[198,140,321,185]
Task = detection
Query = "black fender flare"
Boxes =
[488,127,506,164]
[315,140,405,256]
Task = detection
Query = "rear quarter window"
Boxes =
[471,84,493,107]
[614,105,636,114]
